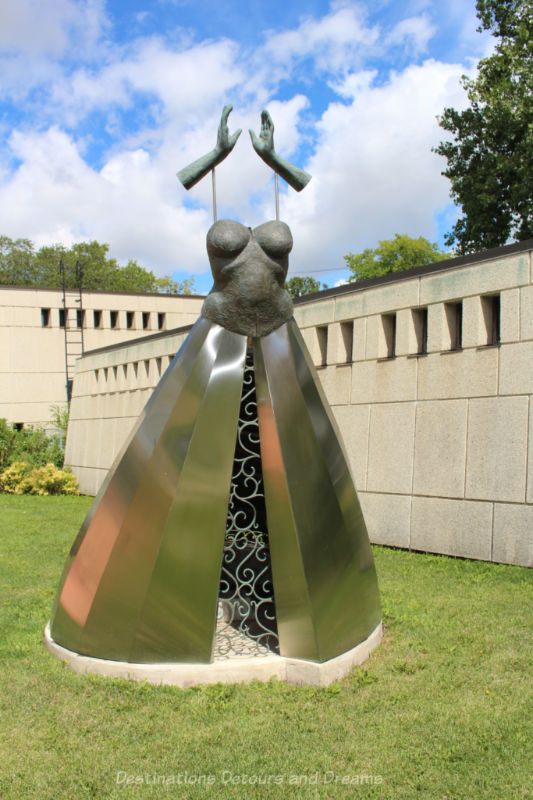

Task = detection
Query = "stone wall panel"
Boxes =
[411,496,492,560]
[466,396,528,502]
[367,402,416,494]
[413,399,468,498]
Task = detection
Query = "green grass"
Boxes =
[1,494,531,800]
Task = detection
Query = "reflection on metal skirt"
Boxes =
[49,317,381,664]
[215,351,279,659]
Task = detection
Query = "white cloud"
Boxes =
[2,127,210,273]
[0,0,109,102]
[281,59,471,276]
[0,1,483,285]
[46,36,244,127]
[385,16,436,55]
[262,4,379,75]
[0,0,108,57]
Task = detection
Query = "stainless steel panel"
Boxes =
[257,320,381,662]
[129,330,246,662]
[50,312,379,667]
[254,343,319,661]
[50,320,246,663]
[50,316,215,655]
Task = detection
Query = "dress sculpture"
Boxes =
[47,108,381,670]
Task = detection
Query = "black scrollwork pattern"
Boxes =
[214,351,279,659]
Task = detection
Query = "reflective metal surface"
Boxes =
[51,318,247,663]
[50,316,380,666]
[255,319,381,662]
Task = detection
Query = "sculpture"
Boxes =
[177,105,311,193]
[46,107,381,673]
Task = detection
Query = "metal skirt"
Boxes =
[50,317,381,664]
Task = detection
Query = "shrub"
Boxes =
[0,418,16,470]
[12,426,64,468]
[0,461,31,494]
[0,418,65,470]
[49,404,69,441]
[0,462,79,496]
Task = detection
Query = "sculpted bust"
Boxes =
[178,106,310,337]
[201,219,294,337]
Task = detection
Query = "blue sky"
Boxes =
[0,0,491,293]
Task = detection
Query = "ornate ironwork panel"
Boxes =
[214,350,280,659]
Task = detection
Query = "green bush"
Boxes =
[0,418,65,470]
[0,461,78,496]
[12,426,64,468]
[0,418,16,469]
[0,461,31,493]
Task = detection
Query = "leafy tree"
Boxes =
[434,0,533,254]
[33,241,119,290]
[344,234,448,282]
[0,236,195,294]
[0,236,35,285]
[154,275,196,295]
[105,259,156,293]
[285,276,327,297]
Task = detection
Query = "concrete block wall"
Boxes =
[0,286,203,426]
[292,244,533,567]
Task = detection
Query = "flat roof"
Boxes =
[293,237,533,306]
[0,284,206,300]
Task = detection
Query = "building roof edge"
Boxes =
[293,237,533,306]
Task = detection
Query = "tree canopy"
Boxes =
[434,0,533,254]
[285,276,327,297]
[344,234,448,282]
[0,236,195,295]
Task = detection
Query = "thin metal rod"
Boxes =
[76,260,85,355]
[212,168,217,223]
[59,258,70,404]
[275,172,279,221]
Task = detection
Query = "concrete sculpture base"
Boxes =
[44,621,382,689]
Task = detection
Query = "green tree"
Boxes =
[106,259,156,293]
[0,236,195,294]
[344,234,448,282]
[434,0,533,254]
[33,241,120,290]
[0,236,35,285]
[154,275,195,295]
[285,276,327,297]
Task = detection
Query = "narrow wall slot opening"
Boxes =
[382,313,396,359]
[445,301,462,351]
[340,321,354,363]
[316,325,328,366]
[412,307,428,354]
[482,294,500,345]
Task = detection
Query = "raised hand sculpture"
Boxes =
[177,105,242,190]
[249,109,311,192]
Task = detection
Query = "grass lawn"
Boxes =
[0,494,531,800]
